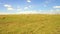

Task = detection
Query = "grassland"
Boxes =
[0,14,60,34]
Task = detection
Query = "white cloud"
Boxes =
[24,5,32,10]
[0,12,20,15]
[0,10,60,14]
[24,7,28,10]
[4,4,12,7]
[7,7,14,10]
[48,9,60,14]
[17,11,40,14]
[4,4,14,10]
[56,9,60,11]
[27,0,31,3]
[53,6,60,8]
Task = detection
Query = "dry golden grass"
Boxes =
[0,14,60,34]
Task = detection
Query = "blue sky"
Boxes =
[0,0,60,14]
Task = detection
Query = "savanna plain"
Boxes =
[0,14,60,34]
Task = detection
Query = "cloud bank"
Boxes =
[53,6,60,8]
[4,4,14,10]
[26,0,31,3]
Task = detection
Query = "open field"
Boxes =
[0,14,60,34]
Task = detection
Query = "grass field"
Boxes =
[0,14,60,34]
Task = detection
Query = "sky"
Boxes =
[0,0,60,14]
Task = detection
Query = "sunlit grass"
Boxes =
[0,14,60,34]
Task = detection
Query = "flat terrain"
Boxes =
[0,14,60,34]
